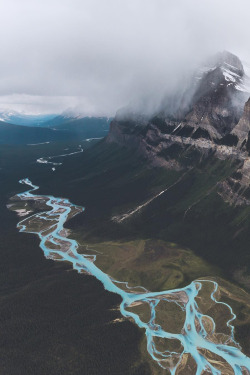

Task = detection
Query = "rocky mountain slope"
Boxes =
[107,51,250,207]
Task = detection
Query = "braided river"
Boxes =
[14,178,250,375]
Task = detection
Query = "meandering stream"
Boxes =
[14,178,250,375]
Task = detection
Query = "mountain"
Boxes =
[0,114,112,144]
[0,121,74,144]
[0,107,112,141]
[109,51,250,142]
[0,110,56,127]
[46,51,247,295]
[106,51,250,202]
[44,114,112,138]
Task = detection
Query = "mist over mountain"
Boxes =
[1,0,250,115]
[3,2,250,375]
[116,51,250,121]
[105,51,250,226]
[0,110,57,127]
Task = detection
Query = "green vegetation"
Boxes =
[76,239,219,292]
[0,140,152,375]
[3,135,250,373]
[34,141,248,289]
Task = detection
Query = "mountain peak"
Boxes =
[206,51,244,76]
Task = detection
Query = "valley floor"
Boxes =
[2,139,250,374]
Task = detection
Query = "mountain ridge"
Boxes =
[106,51,250,206]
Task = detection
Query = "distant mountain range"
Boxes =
[43,114,111,134]
[0,111,57,127]
[0,121,72,144]
[0,110,113,144]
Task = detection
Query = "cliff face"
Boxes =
[232,98,250,145]
[106,51,250,206]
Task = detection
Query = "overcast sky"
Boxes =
[0,0,250,115]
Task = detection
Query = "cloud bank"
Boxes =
[0,0,250,114]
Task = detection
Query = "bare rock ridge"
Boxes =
[159,51,249,142]
[108,51,250,145]
[232,98,250,146]
[106,51,250,206]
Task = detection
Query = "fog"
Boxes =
[0,0,250,115]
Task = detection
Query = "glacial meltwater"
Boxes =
[14,178,250,375]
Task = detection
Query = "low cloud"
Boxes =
[0,0,250,115]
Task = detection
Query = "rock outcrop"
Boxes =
[232,98,250,147]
